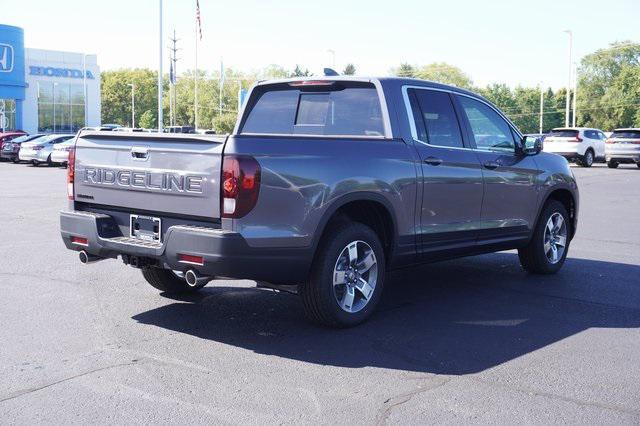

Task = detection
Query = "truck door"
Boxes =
[454,94,540,244]
[405,88,484,255]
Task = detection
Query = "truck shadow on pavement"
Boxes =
[132,253,640,375]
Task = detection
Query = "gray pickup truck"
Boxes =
[60,77,579,327]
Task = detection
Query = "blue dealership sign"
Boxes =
[0,24,26,100]
[29,65,95,79]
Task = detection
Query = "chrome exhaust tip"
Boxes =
[184,269,211,287]
[79,250,103,264]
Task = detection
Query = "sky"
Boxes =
[3,0,638,89]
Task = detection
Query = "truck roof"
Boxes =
[254,76,480,98]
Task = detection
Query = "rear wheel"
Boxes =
[518,200,570,274]
[579,150,594,167]
[637,163,640,169]
[299,221,385,328]
[141,268,206,294]
[12,157,19,164]
[607,160,619,169]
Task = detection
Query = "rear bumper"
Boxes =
[51,151,69,163]
[60,210,312,284]
[605,152,640,163]
[0,151,17,161]
[548,152,581,161]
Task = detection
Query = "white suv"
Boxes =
[543,127,606,167]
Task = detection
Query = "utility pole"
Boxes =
[128,83,135,128]
[563,30,572,127]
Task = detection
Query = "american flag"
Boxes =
[196,0,202,40]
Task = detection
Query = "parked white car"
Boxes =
[50,139,76,165]
[605,128,640,169]
[543,127,606,167]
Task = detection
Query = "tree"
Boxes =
[291,65,312,77]
[343,64,356,75]
[415,62,473,89]
[393,63,416,78]
[138,110,156,129]
[577,41,640,129]
[101,69,164,126]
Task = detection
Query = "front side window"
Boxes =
[241,83,384,137]
[409,89,464,148]
[458,96,516,153]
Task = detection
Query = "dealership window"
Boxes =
[37,82,85,133]
[0,99,17,131]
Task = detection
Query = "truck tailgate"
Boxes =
[73,132,225,218]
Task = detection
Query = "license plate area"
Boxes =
[130,214,162,243]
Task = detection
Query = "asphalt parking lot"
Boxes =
[0,161,639,424]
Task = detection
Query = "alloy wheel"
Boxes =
[544,212,567,264]
[332,240,378,313]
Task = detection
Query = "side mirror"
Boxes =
[521,135,543,155]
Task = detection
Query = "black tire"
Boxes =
[141,268,205,294]
[46,155,53,166]
[579,150,594,167]
[607,160,619,169]
[518,200,570,274]
[636,163,640,169]
[31,160,39,167]
[299,221,386,328]
[12,158,19,164]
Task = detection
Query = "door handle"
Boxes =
[483,161,500,170]
[131,146,149,161]
[424,156,443,166]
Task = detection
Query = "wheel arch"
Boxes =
[311,192,398,264]
[540,188,577,240]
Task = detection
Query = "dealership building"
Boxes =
[0,24,101,133]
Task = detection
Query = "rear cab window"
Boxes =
[240,81,385,137]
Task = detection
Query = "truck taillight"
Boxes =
[67,146,76,200]
[221,155,261,218]
[606,138,615,144]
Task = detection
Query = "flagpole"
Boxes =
[194,10,199,130]
[158,0,163,132]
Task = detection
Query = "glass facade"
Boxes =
[37,82,85,133]
[0,99,17,131]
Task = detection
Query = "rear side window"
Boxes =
[612,130,640,139]
[241,83,384,137]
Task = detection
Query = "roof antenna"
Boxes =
[323,68,339,76]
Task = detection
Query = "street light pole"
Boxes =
[539,84,544,134]
[157,0,163,132]
[128,83,135,128]
[563,30,572,127]
[572,62,578,127]
[327,49,335,69]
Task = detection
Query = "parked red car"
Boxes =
[0,131,27,156]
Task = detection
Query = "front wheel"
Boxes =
[299,222,386,328]
[518,200,570,274]
[141,268,206,294]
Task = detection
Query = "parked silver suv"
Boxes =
[605,128,640,168]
